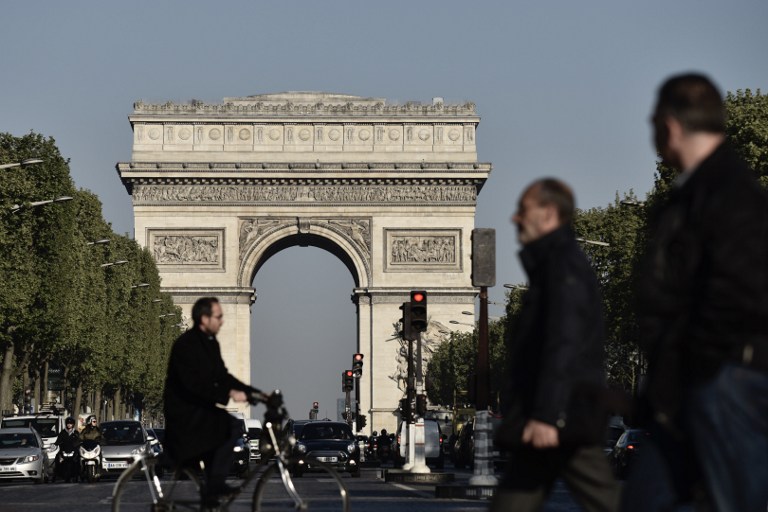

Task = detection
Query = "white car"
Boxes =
[0,427,50,483]
[1,414,65,474]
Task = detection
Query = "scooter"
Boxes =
[54,449,79,483]
[79,439,101,483]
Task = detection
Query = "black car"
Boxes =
[231,436,249,477]
[293,422,360,477]
[610,429,649,479]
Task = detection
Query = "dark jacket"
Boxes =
[163,327,253,464]
[81,426,103,443]
[54,428,80,452]
[505,226,607,445]
[638,143,768,422]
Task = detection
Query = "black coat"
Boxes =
[54,428,80,452]
[163,327,252,464]
[505,226,607,445]
[638,143,768,422]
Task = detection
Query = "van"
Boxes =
[245,418,262,461]
[395,419,444,469]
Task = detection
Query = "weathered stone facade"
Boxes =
[117,92,490,434]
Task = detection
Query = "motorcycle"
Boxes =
[54,449,79,483]
[79,439,101,483]
[376,434,393,463]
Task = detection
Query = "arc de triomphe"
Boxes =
[117,92,491,433]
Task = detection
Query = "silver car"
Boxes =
[100,421,151,475]
[0,427,50,483]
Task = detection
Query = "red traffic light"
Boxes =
[353,353,364,362]
[412,292,425,303]
[345,370,354,377]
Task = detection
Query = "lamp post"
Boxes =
[620,199,646,207]
[86,239,110,246]
[130,283,150,289]
[503,283,528,291]
[449,320,474,328]
[0,158,43,170]
[10,195,73,214]
[100,260,128,268]
[576,237,610,247]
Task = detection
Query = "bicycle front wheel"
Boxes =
[112,457,202,512]
[251,460,350,512]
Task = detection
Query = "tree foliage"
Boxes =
[0,132,180,418]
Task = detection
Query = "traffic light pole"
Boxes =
[469,286,497,486]
[345,389,352,429]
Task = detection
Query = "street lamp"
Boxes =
[0,158,43,170]
[151,298,162,303]
[620,199,646,207]
[159,313,179,318]
[449,320,474,327]
[86,239,110,246]
[100,260,128,268]
[462,311,474,316]
[503,283,528,291]
[10,195,73,213]
[130,283,150,289]
[576,237,610,247]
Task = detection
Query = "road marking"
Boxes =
[390,482,433,498]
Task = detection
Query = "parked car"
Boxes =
[610,429,649,479]
[293,421,360,477]
[604,417,627,455]
[395,419,445,469]
[451,415,505,470]
[100,421,151,476]
[1,413,66,474]
[0,427,51,483]
[245,419,262,462]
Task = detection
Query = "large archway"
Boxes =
[117,92,491,434]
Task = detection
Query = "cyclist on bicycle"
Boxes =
[163,297,266,505]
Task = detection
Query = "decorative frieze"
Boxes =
[148,229,224,272]
[132,184,477,205]
[384,229,462,273]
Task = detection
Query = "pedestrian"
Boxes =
[625,73,768,512]
[491,178,620,512]
[163,297,266,506]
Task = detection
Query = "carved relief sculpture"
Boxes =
[153,235,220,265]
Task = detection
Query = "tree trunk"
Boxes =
[0,343,15,415]
[73,383,83,419]
[32,370,40,413]
[94,388,102,421]
[21,368,29,414]
[41,361,49,408]
[114,388,122,419]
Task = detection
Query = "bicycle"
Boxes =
[111,390,351,511]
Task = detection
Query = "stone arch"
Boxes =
[238,219,370,288]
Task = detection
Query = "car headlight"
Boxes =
[347,443,356,453]
[296,443,307,454]
[234,445,244,452]
[22,455,40,463]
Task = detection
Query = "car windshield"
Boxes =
[103,424,145,445]
[2,417,59,437]
[300,424,352,441]
[0,432,38,448]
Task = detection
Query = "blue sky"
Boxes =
[3,1,766,417]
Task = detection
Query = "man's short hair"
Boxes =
[655,73,726,134]
[528,178,575,226]
[192,297,219,326]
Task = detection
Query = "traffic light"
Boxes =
[409,290,428,333]
[356,414,367,431]
[399,397,412,422]
[399,302,415,341]
[416,394,427,417]
[312,401,319,411]
[342,370,354,392]
[352,353,364,377]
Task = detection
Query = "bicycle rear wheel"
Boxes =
[251,460,350,512]
[112,457,202,512]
